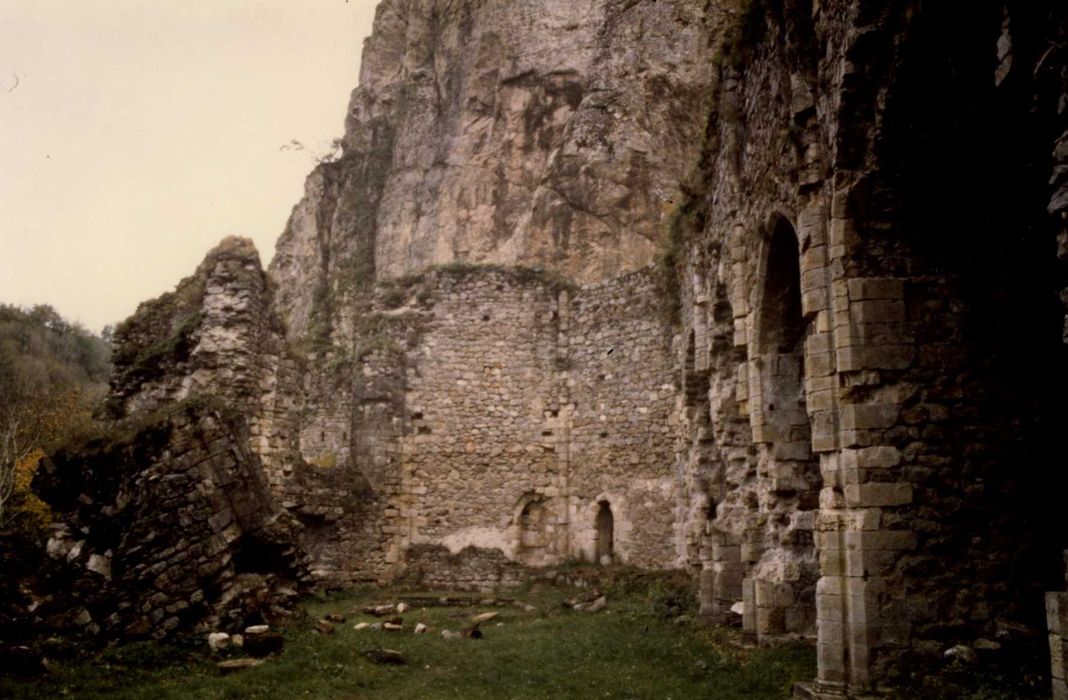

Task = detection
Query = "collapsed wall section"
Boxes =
[35,403,310,640]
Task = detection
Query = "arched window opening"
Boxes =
[760,218,805,354]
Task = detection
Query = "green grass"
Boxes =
[1,581,814,699]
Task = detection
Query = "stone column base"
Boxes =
[794,681,885,699]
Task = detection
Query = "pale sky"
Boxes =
[0,0,379,332]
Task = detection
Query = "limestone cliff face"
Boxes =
[269,0,717,337]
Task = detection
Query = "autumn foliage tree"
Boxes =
[0,304,110,534]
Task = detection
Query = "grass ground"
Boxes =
[1,572,815,699]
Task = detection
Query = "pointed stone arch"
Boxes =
[743,214,820,641]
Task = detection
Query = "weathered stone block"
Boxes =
[802,289,829,316]
[848,530,917,551]
[820,487,844,509]
[805,351,835,378]
[817,642,847,685]
[839,404,900,431]
[856,446,901,469]
[829,218,858,248]
[805,332,834,355]
[850,300,905,325]
[843,483,913,507]
[836,345,912,372]
[846,278,905,301]
[1050,632,1066,680]
[1050,593,1068,635]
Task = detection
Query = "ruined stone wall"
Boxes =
[402,544,525,593]
[669,0,1068,694]
[566,270,678,568]
[36,404,309,640]
[368,267,679,583]
[94,245,682,597]
[108,237,278,419]
[394,268,567,567]
[251,311,413,587]
[41,2,1068,695]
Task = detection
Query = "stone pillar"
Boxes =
[1048,591,1068,700]
[811,194,916,694]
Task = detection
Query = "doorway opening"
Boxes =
[595,501,614,564]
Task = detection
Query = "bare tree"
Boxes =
[0,405,40,526]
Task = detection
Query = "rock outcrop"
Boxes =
[269,0,719,338]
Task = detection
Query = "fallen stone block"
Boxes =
[365,648,406,665]
[208,632,231,652]
[217,658,265,673]
[944,644,977,664]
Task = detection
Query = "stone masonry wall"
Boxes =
[377,266,679,580]
[669,1,1068,695]
[402,544,525,593]
[36,403,310,640]
[394,268,567,567]
[46,2,1068,695]
[567,270,678,568]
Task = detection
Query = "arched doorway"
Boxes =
[747,215,819,640]
[518,499,548,565]
[595,501,614,564]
